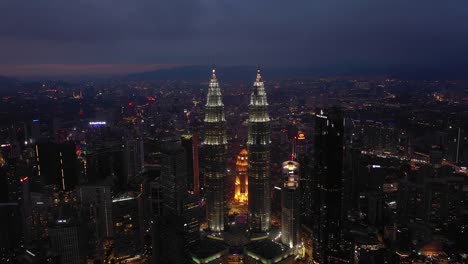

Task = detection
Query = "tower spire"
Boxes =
[256,66,262,82]
[211,67,217,80]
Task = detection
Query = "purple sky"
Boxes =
[1,0,467,77]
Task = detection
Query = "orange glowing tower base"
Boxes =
[234,149,248,204]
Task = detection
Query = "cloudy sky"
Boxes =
[0,0,467,77]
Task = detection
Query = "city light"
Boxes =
[89,121,107,127]
[20,176,29,183]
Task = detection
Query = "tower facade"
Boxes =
[203,69,227,232]
[281,160,300,248]
[247,69,271,232]
[311,108,345,263]
[234,149,248,204]
[181,132,200,195]
[49,220,81,264]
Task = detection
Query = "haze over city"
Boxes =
[1,0,468,77]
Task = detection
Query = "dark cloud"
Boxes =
[0,0,467,76]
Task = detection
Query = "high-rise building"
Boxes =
[48,219,81,264]
[293,131,314,228]
[78,185,113,258]
[85,139,126,185]
[153,138,201,263]
[159,138,188,216]
[203,69,227,232]
[234,149,248,204]
[112,191,143,257]
[30,119,40,144]
[248,69,271,232]
[311,108,345,263]
[20,176,32,244]
[181,132,200,195]
[35,140,79,191]
[0,203,22,262]
[281,160,300,249]
[123,137,145,183]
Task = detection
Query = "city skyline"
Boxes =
[0,1,467,263]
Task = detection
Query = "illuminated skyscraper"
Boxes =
[281,161,300,249]
[247,69,271,232]
[234,149,248,204]
[203,69,227,232]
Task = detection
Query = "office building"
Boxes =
[181,132,200,194]
[48,219,81,264]
[112,191,143,257]
[311,108,345,263]
[77,185,113,259]
[153,137,201,263]
[35,140,79,191]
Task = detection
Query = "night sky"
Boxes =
[1,0,467,77]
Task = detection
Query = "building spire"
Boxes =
[256,66,262,82]
[211,67,217,80]
[250,68,268,108]
[206,68,223,108]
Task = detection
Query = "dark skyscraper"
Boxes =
[203,69,227,232]
[154,138,201,263]
[247,69,271,232]
[48,219,81,264]
[311,108,345,263]
[181,132,200,195]
[112,192,143,258]
[0,203,22,261]
[78,185,113,257]
[294,132,314,229]
[35,140,78,191]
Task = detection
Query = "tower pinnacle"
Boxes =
[256,68,262,82]
[211,68,217,80]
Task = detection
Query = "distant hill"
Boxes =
[0,76,19,94]
[125,65,358,81]
[0,76,17,85]
[126,66,259,81]
[124,64,468,81]
[125,65,340,81]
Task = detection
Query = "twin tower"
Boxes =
[204,68,271,233]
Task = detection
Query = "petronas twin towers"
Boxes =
[204,68,271,233]
[203,69,227,232]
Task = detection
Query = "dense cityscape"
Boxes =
[1,1,468,263]
[0,66,467,263]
